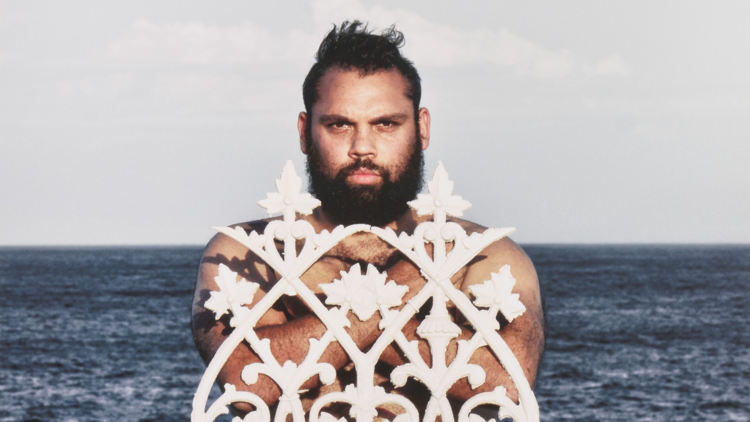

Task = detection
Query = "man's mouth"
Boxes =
[346,167,382,185]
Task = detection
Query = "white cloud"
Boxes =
[150,71,296,111]
[106,19,280,64]
[56,72,137,98]
[104,0,630,80]
[338,5,579,77]
[308,0,620,79]
[590,54,632,76]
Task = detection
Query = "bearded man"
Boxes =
[192,21,545,420]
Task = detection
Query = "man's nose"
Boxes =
[348,127,377,159]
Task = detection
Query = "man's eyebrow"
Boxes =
[318,114,351,124]
[371,113,409,122]
[317,113,410,124]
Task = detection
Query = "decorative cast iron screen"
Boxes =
[192,162,539,422]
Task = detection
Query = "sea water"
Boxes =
[1,245,748,421]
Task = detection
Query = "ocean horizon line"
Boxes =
[1,242,748,249]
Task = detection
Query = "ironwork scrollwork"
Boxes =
[192,161,539,422]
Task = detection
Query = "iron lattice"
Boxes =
[192,161,539,422]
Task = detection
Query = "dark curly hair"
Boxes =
[302,21,422,119]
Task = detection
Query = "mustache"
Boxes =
[337,159,389,178]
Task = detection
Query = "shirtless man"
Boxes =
[192,21,544,419]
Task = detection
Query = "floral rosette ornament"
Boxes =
[320,263,409,324]
[192,160,539,422]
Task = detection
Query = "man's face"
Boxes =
[299,67,430,226]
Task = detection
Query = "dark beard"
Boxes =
[306,138,424,227]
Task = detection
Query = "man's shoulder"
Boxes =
[201,217,282,262]
[448,217,526,256]
[448,217,537,285]
[448,217,487,235]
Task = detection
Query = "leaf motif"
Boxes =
[204,291,231,320]
[428,162,454,200]
[292,193,321,215]
[469,265,526,323]
[366,264,409,310]
[320,264,407,321]
[320,264,377,320]
[398,231,415,248]
[204,264,259,320]
[276,161,302,197]
[408,162,471,217]
[258,161,320,216]
[407,193,437,217]
[319,271,350,306]
[477,309,500,330]
[327,307,351,327]
[498,293,526,323]
[258,192,285,215]
[247,230,264,248]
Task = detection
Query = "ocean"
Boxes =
[1,245,748,421]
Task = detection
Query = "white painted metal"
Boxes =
[192,161,539,422]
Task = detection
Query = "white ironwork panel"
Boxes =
[192,161,539,422]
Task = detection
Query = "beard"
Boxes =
[306,134,424,227]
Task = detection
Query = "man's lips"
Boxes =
[346,168,381,185]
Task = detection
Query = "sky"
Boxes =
[1,0,749,245]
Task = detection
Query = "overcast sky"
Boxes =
[1,0,748,245]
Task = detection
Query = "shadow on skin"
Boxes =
[193,246,285,338]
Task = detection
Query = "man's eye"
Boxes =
[379,121,395,128]
[331,122,348,129]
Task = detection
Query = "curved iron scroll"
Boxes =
[192,161,539,422]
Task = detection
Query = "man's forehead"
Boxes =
[312,67,413,117]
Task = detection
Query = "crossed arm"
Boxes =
[191,230,544,411]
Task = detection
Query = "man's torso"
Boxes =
[238,215,482,418]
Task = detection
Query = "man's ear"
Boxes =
[298,112,309,154]
[418,108,431,151]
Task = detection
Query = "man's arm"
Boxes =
[192,228,544,407]
[191,230,384,409]
[378,236,545,403]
